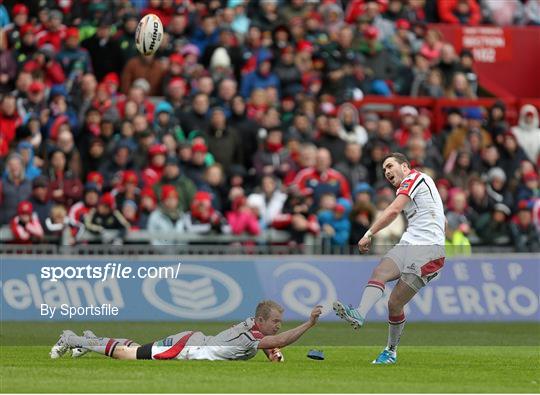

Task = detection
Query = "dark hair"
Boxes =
[383,152,410,167]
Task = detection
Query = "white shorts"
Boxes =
[150,331,206,360]
[383,242,445,286]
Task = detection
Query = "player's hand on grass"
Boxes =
[309,305,323,327]
[358,236,371,253]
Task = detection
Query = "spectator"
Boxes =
[10,200,44,243]
[337,103,368,146]
[180,92,210,136]
[28,176,52,227]
[184,191,229,235]
[436,43,460,89]
[138,187,157,230]
[274,46,302,98]
[446,71,476,99]
[0,29,16,93]
[476,203,512,246]
[525,0,540,25]
[0,94,22,148]
[445,212,472,257]
[349,197,376,248]
[511,104,540,164]
[317,113,348,165]
[240,49,280,99]
[335,142,369,190]
[516,171,540,203]
[153,157,196,213]
[510,201,540,252]
[438,0,482,25]
[1,153,32,224]
[202,107,243,171]
[481,0,525,26]
[272,189,320,245]
[81,17,123,82]
[84,192,130,244]
[68,182,99,231]
[226,195,260,236]
[499,132,529,182]
[57,27,92,79]
[35,9,66,51]
[485,101,509,144]
[121,53,167,96]
[247,175,287,229]
[294,147,351,208]
[253,128,294,180]
[444,107,491,159]
[318,198,352,249]
[45,204,75,244]
[371,191,406,252]
[486,167,513,208]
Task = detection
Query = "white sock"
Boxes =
[67,335,119,357]
[387,312,406,352]
[357,279,385,319]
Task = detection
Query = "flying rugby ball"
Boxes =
[135,14,163,56]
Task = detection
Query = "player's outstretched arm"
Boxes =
[358,194,409,253]
[257,306,322,350]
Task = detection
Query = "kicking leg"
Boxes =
[72,330,140,358]
[334,257,400,329]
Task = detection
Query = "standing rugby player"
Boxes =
[334,153,446,364]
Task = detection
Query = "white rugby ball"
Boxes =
[135,14,163,56]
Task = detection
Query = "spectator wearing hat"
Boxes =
[17,80,47,120]
[28,176,52,226]
[153,156,196,213]
[137,187,157,230]
[84,192,130,244]
[509,201,540,252]
[511,104,540,164]
[318,198,352,249]
[184,191,230,235]
[146,185,186,245]
[274,45,303,98]
[240,49,280,99]
[477,202,513,246]
[142,144,167,187]
[5,3,29,45]
[202,29,243,80]
[184,141,210,188]
[114,12,139,70]
[486,167,513,208]
[153,101,181,138]
[81,16,122,82]
[10,200,44,243]
[516,171,540,203]
[226,194,261,237]
[202,107,243,171]
[113,170,141,209]
[1,153,32,224]
[445,212,472,257]
[57,27,92,78]
[35,9,66,51]
[13,23,38,67]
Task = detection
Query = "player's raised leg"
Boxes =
[373,278,417,364]
[334,257,400,329]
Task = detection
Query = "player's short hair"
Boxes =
[383,152,410,168]
[255,300,284,320]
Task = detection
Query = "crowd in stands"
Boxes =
[0,0,539,253]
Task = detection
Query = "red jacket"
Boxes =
[10,213,44,243]
[438,0,482,25]
[0,112,22,146]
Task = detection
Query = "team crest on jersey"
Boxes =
[158,337,173,347]
[400,182,410,190]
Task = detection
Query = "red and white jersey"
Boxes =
[396,169,445,245]
[180,317,264,361]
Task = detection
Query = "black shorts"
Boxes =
[136,343,153,360]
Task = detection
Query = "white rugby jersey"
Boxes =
[181,317,263,361]
[395,169,445,245]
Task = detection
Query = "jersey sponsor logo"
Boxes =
[142,265,243,319]
[273,262,337,318]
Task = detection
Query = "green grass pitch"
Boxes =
[1,321,539,393]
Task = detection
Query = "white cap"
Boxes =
[399,106,419,117]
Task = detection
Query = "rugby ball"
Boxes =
[135,14,163,56]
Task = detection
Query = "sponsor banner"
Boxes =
[1,256,538,321]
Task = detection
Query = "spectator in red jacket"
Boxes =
[10,200,44,243]
[0,94,22,148]
[438,0,482,25]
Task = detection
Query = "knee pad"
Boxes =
[400,273,425,293]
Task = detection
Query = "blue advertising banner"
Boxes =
[1,255,538,321]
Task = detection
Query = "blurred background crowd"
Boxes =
[0,0,539,253]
